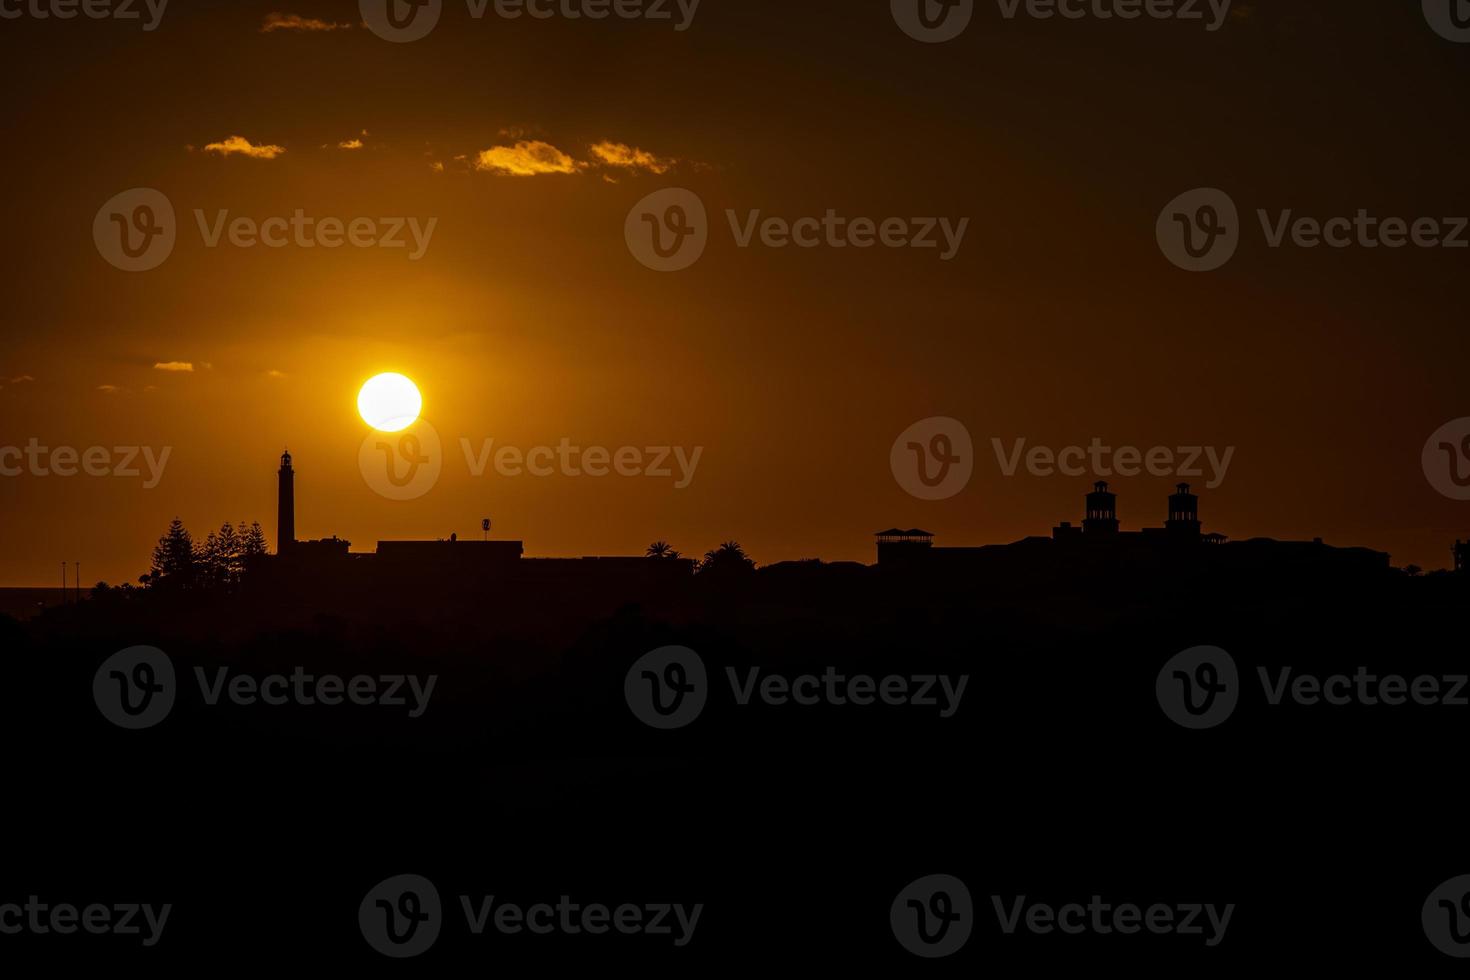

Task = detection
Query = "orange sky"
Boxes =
[2,0,1469,586]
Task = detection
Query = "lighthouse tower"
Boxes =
[1083,480,1119,535]
[277,450,296,554]
[1165,482,1202,539]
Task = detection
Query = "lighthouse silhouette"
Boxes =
[278,449,296,554]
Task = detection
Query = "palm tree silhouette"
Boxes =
[697,540,755,576]
[645,541,682,559]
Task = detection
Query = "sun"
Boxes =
[358,373,422,432]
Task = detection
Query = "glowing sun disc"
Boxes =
[358,373,422,432]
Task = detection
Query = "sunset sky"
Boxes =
[2,0,1469,586]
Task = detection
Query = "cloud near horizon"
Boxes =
[589,141,674,174]
[473,140,583,177]
[203,136,286,160]
[261,12,353,32]
[467,138,680,178]
[153,362,195,372]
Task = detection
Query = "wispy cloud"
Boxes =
[468,137,683,177]
[339,138,364,150]
[203,135,287,160]
[97,384,123,394]
[261,12,353,32]
[153,361,195,373]
[590,141,675,175]
[474,140,583,177]
[9,375,34,384]
[265,369,287,379]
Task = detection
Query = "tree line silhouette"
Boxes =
[135,517,269,593]
[649,539,758,579]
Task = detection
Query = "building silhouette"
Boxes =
[255,450,695,605]
[878,480,1389,575]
